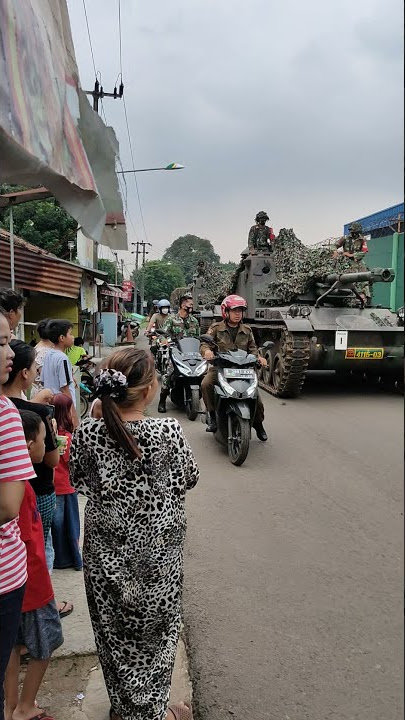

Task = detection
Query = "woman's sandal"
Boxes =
[168,703,193,720]
[58,600,74,619]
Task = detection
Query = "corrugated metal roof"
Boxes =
[344,203,404,234]
[0,228,83,299]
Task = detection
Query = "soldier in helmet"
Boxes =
[200,294,268,441]
[248,211,276,254]
[334,221,371,302]
[157,294,200,413]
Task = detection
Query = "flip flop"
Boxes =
[30,713,55,720]
[168,703,193,720]
[58,601,74,618]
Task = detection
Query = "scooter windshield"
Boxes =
[177,337,201,356]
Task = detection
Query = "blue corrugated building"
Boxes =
[344,203,403,310]
[344,202,404,237]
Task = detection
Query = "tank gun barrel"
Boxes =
[324,268,395,285]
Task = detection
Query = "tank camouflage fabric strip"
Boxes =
[260,228,370,304]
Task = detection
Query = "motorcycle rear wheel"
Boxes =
[228,415,250,466]
[80,392,89,418]
[186,388,200,421]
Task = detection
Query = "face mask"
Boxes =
[161,308,169,315]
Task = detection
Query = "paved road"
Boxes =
[168,376,403,720]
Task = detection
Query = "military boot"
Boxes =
[206,411,217,433]
[158,390,169,413]
[255,423,268,442]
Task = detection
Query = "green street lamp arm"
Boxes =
[117,163,185,174]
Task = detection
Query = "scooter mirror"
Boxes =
[200,334,217,345]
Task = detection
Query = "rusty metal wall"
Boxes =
[0,234,82,299]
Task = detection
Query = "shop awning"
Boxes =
[100,284,125,298]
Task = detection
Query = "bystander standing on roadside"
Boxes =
[0,290,26,340]
[70,347,197,720]
[2,340,74,618]
[4,409,63,720]
[31,319,53,397]
[41,320,79,428]
[51,393,82,571]
[0,309,35,720]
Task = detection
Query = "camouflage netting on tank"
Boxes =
[170,287,189,309]
[258,228,369,304]
[192,262,233,305]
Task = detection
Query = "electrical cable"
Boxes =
[82,0,97,77]
[122,96,150,246]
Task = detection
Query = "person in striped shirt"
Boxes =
[0,309,35,720]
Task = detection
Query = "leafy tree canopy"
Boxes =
[98,259,123,285]
[0,184,77,258]
[163,234,220,283]
[133,260,185,303]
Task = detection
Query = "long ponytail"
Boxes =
[95,348,155,461]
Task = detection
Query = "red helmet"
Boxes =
[221,294,247,319]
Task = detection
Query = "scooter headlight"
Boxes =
[194,360,208,376]
[246,374,258,396]
[175,360,192,376]
[218,372,237,397]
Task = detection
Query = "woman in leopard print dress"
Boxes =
[70,348,198,720]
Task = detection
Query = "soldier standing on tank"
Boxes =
[157,294,200,413]
[248,211,276,254]
[333,221,371,303]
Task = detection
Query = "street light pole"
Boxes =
[117,163,185,175]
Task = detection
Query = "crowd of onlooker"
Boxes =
[0,288,196,720]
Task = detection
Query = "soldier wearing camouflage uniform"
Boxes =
[334,221,371,302]
[248,211,275,254]
[158,294,200,412]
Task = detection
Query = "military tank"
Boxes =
[197,229,404,397]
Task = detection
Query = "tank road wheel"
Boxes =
[267,333,310,398]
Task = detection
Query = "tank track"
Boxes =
[260,332,311,398]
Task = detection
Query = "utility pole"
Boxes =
[120,259,125,282]
[131,242,140,313]
[139,242,152,315]
[113,252,119,285]
[84,79,124,114]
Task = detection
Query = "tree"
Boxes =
[163,235,220,283]
[220,260,238,273]
[0,184,77,258]
[133,260,185,303]
[98,259,123,285]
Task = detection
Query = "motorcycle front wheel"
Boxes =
[228,415,250,466]
[186,387,200,421]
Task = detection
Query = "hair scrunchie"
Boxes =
[94,368,128,401]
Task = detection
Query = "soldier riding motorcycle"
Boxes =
[200,295,268,443]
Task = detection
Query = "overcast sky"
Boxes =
[67,0,403,269]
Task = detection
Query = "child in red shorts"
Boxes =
[4,411,63,720]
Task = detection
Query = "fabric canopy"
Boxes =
[0,0,127,250]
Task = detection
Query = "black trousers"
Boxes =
[0,584,25,720]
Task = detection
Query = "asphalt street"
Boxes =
[163,375,403,720]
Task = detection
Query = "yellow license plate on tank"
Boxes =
[345,348,384,360]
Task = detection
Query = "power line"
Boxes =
[122,96,149,245]
[82,0,97,77]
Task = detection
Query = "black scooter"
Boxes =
[156,332,208,420]
[201,334,271,466]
